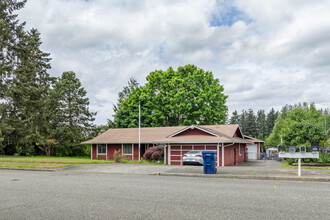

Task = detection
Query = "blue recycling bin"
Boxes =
[202,150,217,174]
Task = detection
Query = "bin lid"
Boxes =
[202,150,217,155]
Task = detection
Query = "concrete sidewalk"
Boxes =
[159,161,330,182]
[60,160,330,182]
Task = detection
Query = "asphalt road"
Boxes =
[0,170,329,220]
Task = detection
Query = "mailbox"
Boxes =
[278,145,286,153]
[311,142,319,153]
[289,145,296,153]
[300,145,306,153]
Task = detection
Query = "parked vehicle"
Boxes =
[182,150,203,165]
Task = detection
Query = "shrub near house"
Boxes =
[143,146,164,161]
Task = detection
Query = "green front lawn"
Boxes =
[0,156,114,164]
[0,156,163,169]
[281,162,330,170]
[0,155,114,169]
[0,162,72,169]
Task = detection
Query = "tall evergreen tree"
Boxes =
[50,71,96,149]
[229,110,240,124]
[256,110,268,140]
[244,109,257,137]
[0,0,27,153]
[0,0,26,95]
[6,28,54,155]
[267,108,278,134]
[0,1,55,155]
[239,110,247,133]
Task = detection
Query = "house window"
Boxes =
[239,144,241,155]
[123,144,133,155]
[98,144,106,154]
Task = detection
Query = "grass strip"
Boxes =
[281,162,330,170]
[0,156,114,164]
[0,162,73,169]
[120,158,164,165]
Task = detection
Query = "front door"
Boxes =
[140,144,147,158]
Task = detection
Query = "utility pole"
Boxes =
[325,110,327,135]
[139,101,141,162]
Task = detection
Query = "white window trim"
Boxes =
[122,143,133,155]
[239,143,241,156]
[97,144,107,155]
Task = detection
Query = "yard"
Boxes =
[0,156,113,169]
[281,162,330,170]
[0,156,162,169]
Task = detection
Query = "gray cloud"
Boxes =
[17,0,330,124]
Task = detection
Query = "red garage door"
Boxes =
[169,144,218,165]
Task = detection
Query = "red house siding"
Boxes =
[92,144,97,159]
[107,144,121,160]
[133,144,139,160]
[177,129,213,136]
[168,144,218,166]
[94,142,246,166]
[223,144,246,166]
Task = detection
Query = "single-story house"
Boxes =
[82,124,254,166]
[244,136,264,160]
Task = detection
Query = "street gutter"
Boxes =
[156,173,330,182]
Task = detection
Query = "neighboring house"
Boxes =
[244,136,265,160]
[82,124,252,166]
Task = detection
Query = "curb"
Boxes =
[0,167,56,172]
[157,173,330,182]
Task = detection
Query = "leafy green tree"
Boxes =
[114,65,228,127]
[50,71,96,150]
[113,77,139,114]
[256,110,268,140]
[266,103,326,149]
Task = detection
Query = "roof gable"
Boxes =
[233,127,244,138]
[169,125,220,138]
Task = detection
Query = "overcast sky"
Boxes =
[18,0,329,125]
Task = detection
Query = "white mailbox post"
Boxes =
[279,152,319,177]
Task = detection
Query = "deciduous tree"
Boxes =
[266,103,326,149]
[114,65,228,127]
[113,77,139,114]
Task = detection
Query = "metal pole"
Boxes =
[217,143,219,167]
[325,110,327,135]
[139,101,141,162]
[222,143,224,167]
[298,158,301,177]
